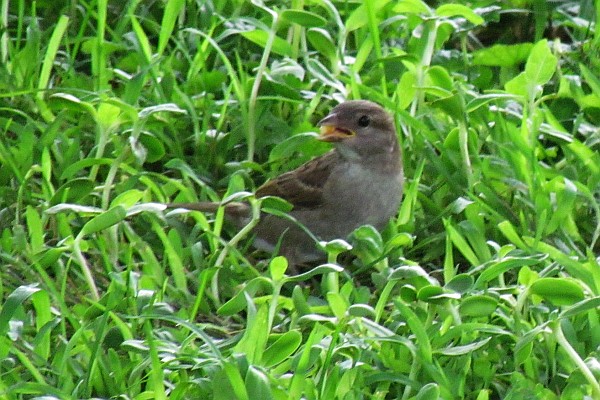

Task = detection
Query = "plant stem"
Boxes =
[553,320,600,398]
[247,11,279,162]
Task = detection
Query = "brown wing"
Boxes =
[256,151,338,210]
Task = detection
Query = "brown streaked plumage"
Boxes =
[168,100,403,265]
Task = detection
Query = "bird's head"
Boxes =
[317,100,398,159]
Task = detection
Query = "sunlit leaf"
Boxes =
[530,278,585,306]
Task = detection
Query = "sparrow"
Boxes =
[169,100,403,265]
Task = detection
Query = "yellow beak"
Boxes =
[318,125,355,142]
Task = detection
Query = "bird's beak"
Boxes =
[317,114,355,142]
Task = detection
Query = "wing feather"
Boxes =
[256,151,338,209]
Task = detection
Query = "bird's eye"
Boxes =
[358,115,370,127]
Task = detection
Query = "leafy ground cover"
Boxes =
[1,0,599,398]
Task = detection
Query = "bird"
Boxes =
[168,100,403,265]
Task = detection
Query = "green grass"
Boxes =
[1,0,599,398]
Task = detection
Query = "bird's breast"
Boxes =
[322,161,403,230]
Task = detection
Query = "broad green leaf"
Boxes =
[473,43,533,67]
[466,93,521,113]
[235,302,269,364]
[394,0,431,15]
[289,325,325,397]
[523,238,593,285]
[32,289,52,360]
[130,14,152,63]
[160,228,186,294]
[350,225,383,263]
[327,292,348,319]
[347,304,376,318]
[567,140,600,177]
[426,65,453,91]
[518,265,538,286]
[580,63,600,97]
[157,0,185,55]
[32,247,68,269]
[222,362,249,400]
[497,220,528,249]
[400,285,417,302]
[268,132,320,162]
[525,39,557,87]
[50,178,95,205]
[560,297,600,319]
[397,70,417,110]
[416,383,440,400]
[351,36,374,74]
[97,102,122,131]
[307,28,336,61]
[436,4,484,25]
[514,340,533,367]
[439,323,512,339]
[291,285,311,316]
[474,254,546,288]
[515,324,551,362]
[261,196,293,213]
[436,337,492,356]
[41,146,51,183]
[262,330,302,367]
[286,263,344,282]
[0,285,41,336]
[389,265,437,285]
[25,206,44,254]
[281,10,326,27]
[504,72,528,98]
[417,285,460,304]
[126,202,165,215]
[428,91,465,121]
[218,278,271,316]
[459,295,498,317]
[346,0,390,32]
[240,30,292,57]
[110,189,144,208]
[444,219,480,266]
[38,15,69,107]
[60,158,114,180]
[383,232,414,252]
[530,278,585,306]
[394,299,432,363]
[269,256,288,281]
[306,58,345,92]
[48,93,96,117]
[79,205,127,237]
[139,132,166,163]
[138,103,186,118]
[545,177,577,235]
[321,239,352,255]
[445,274,474,293]
[245,366,273,400]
